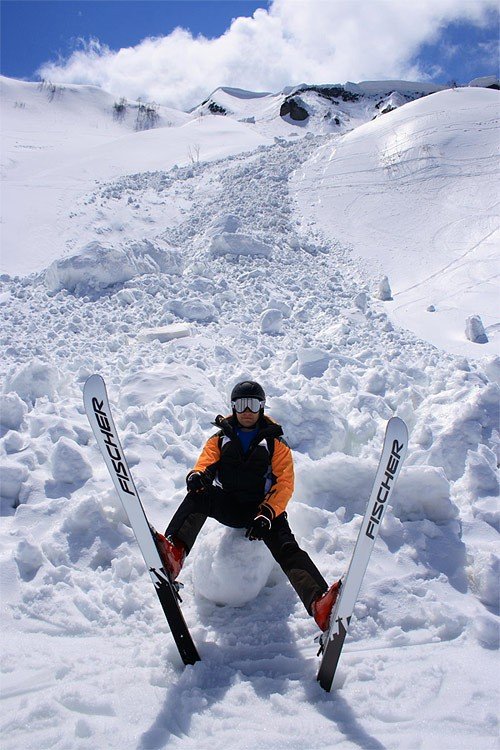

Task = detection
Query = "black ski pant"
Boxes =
[165,486,328,614]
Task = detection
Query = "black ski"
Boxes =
[83,374,200,666]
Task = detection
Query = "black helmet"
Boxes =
[230,381,266,402]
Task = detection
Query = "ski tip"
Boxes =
[388,415,409,439]
[84,373,105,389]
[388,415,407,428]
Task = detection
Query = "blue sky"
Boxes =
[1,1,498,109]
[0,1,270,79]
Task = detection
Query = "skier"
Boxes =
[154,381,341,632]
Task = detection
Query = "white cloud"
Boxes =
[37,0,497,109]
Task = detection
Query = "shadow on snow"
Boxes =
[138,575,384,750]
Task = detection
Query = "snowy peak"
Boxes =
[191,78,497,136]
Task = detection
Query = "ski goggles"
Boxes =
[232,397,265,413]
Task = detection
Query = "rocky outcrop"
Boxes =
[280,96,309,121]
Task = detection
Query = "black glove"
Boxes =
[245,514,272,541]
[186,471,211,492]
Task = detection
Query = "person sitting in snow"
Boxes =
[154,380,340,632]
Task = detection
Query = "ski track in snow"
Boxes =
[1,129,499,749]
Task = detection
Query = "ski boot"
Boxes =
[312,580,342,632]
[152,530,186,581]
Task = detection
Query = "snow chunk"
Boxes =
[297,347,330,378]
[472,615,499,649]
[15,539,45,581]
[268,297,292,317]
[5,359,59,403]
[45,242,132,292]
[465,315,488,344]
[209,233,273,258]
[455,446,499,530]
[125,238,183,275]
[2,430,28,454]
[0,392,28,430]
[393,467,458,523]
[138,324,191,343]
[0,460,29,503]
[260,309,284,334]
[482,355,500,386]
[294,453,372,514]
[207,214,241,235]
[51,437,93,485]
[44,239,183,293]
[362,368,387,395]
[192,525,274,607]
[470,551,499,609]
[353,291,368,312]
[113,289,138,306]
[169,299,216,322]
[272,397,348,460]
[423,384,499,481]
[377,275,393,301]
[119,364,221,411]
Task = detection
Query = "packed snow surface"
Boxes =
[1,75,499,750]
[293,88,500,357]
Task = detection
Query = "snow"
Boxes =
[50,437,93,485]
[193,525,275,607]
[139,325,191,344]
[209,232,274,258]
[0,75,273,277]
[44,240,184,293]
[0,74,499,750]
[5,359,60,403]
[293,87,500,358]
[466,314,488,344]
[0,392,28,430]
[260,308,284,334]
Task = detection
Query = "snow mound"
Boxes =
[169,299,217,323]
[393,466,458,523]
[470,551,499,609]
[118,364,222,412]
[192,525,274,607]
[0,460,29,504]
[209,233,273,258]
[0,392,28,430]
[51,437,93,485]
[297,347,330,378]
[206,214,241,236]
[260,308,284,334]
[44,239,183,293]
[4,359,59,403]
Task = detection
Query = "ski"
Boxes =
[317,416,408,692]
[83,374,200,666]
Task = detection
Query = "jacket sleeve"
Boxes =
[260,438,294,520]
[190,434,221,479]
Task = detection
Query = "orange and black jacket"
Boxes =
[189,413,294,520]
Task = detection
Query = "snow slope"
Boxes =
[1,76,499,750]
[293,87,500,357]
[0,76,273,276]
